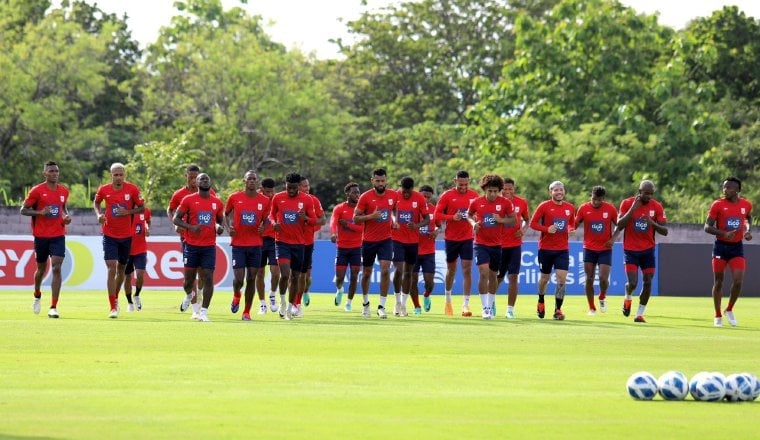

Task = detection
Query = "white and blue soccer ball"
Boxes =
[657,370,689,401]
[750,373,760,401]
[690,372,726,402]
[725,373,756,402]
[627,371,658,400]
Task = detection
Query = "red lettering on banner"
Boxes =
[0,240,38,285]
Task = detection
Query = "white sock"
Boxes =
[445,290,452,303]
[488,293,495,309]
[346,298,352,306]
[270,292,277,302]
[200,307,208,315]
[637,304,646,317]
[479,293,488,309]
[379,296,387,308]
[394,291,401,304]
[362,294,369,305]
[337,286,344,294]
[625,293,632,301]
[507,305,515,313]
[463,295,470,306]
[280,294,286,305]
[192,302,201,314]
[260,300,266,307]
[401,293,409,306]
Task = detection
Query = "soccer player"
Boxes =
[468,174,515,319]
[529,180,575,321]
[704,177,752,327]
[255,178,281,313]
[574,185,618,315]
[124,207,151,312]
[172,173,225,322]
[20,160,72,318]
[610,180,668,323]
[433,170,479,317]
[225,170,271,321]
[391,176,429,316]
[330,182,363,311]
[411,185,439,314]
[354,168,399,318]
[496,178,530,319]
[295,176,326,316]
[167,164,216,319]
[269,172,317,320]
[93,162,145,319]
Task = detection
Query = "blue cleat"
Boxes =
[423,296,431,312]
[334,291,343,307]
[303,292,310,307]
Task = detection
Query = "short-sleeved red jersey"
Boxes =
[23,182,69,238]
[501,195,530,248]
[130,208,151,256]
[303,194,324,246]
[434,188,479,241]
[575,201,618,252]
[269,191,316,245]
[225,191,271,247]
[468,196,514,247]
[356,189,399,242]
[94,182,144,239]
[530,200,575,251]
[707,197,752,244]
[618,197,667,251]
[331,202,363,249]
[392,191,429,244]
[178,193,224,247]
[417,202,438,255]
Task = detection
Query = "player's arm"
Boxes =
[215,206,225,235]
[529,205,548,233]
[745,213,753,241]
[93,192,106,225]
[20,193,46,217]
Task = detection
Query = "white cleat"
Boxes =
[377,306,388,319]
[135,296,142,311]
[180,294,192,312]
[258,304,267,315]
[293,305,304,318]
[714,317,723,327]
[198,312,211,322]
[269,298,279,313]
[505,310,515,319]
[482,308,493,320]
[191,312,199,320]
[588,309,597,316]
[127,303,135,312]
[393,302,401,317]
[399,304,408,317]
[33,298,41,315]
[725,310,737,327]
[47,308,59,319]
[362,303,371,318]
[108,309,119,319]
[599,299,607,313]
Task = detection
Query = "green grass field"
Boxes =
[1,290,758,439]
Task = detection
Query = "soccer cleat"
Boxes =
[622,299,632,317]
[399,304,408,317]
[198,312,211,322]
[634,315,646,323]
[47,308,59,319]
[424,296,431,312]
[258,304,267,315]
[482,308,492,319]
[537,302,545,319]
[362,302,371,318]
[278,309,286,319]
[714,317,723,327]
[725,310,737,327]
[269,298,279,313]
[135,295,142,311]
[505,310,515,319]
[461,305,472,317]
[303,292,310,307]
[284,307,293,321]
[127,303,135,312]
[108,309,119,319]
[191,312,200,320]
[344,302,352,312]
[587,308,597,316]
[334,290,343,306]
[599,298,607,313]
[293,305,304,318]
[377,305,388,319]
[180,294,192,312]
[491,304,496,318]
[242,312,252,321]
[33,298,41,315]
[413,307,422,315]
[553,309,565,321]
[444,302,453,316]
[230,296,240,314]
[393,302,401,317]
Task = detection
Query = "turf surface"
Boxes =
[1,290,758,439]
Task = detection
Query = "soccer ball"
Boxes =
[725,373,756,402]
[750,374,760,401]
[627,371,658,400]
[690,372,726,402]
[657,370,688,401]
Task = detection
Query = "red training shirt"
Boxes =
[94,181,144,239]
[468,195,515,247]
[23,182,69,238]
[575,201,618,252]
[434,188,479,241]
[178,193,224,247]
[707,197,752,244]
[225,191,271,247]
[356,189,399,242]
[618,197,667,252]
[530,200,575,251]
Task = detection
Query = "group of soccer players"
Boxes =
[21,161,753,326]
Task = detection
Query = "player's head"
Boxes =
[285,172,302,197]
[345,182,360,203]
[43,160,60,183]
[549,180,565,202]
[371,168,387,194]
[244,170,258,191]
[591,185,606,208]
[502,177,515,198]
[196,173,211,191]
[454,170,470,194]
[638,180,655,203]
[722,176,742,199]
[299,175,311,194]
[260,177,276,198]
[419,184,434,202]
[185,164,201,189]
[110,162,126,185]
[480,174,504,201]
[400,176,415,199]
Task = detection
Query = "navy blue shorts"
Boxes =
[232,245,262,269]
[445,239,474,263]
[335,246,362,268]
[276,242,305,273]
[475,244,502,272]
[414,253,436,274]
[712,240,744,261]
[258,236,277,268]
[392,240,419,265]
[184,244,216,269]
[362,239,393,267]
[34,236,65,263]
[624,249,656,270]
[538,249,569,274]
[583,249,612,266]
[303,244,315,271]
[103,235,132,265]
[498,245,522,278]
[125,253,147,274]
